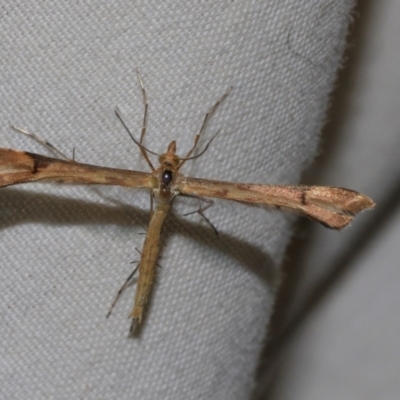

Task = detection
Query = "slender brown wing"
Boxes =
[177,177,375,230]
[0,148,154,189]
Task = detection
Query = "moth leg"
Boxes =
[10,125,73,160]
[183,197,218,235]
[106,244,163,319]
[106,262,139,318]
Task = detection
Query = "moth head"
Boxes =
[159,141,180,170]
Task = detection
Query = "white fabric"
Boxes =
[0,2,375,399]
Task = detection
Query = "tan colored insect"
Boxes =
[1,72,374,332]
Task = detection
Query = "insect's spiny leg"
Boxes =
[184,197,219,235]
[10,125,72,161]
[197,209,218,236]
[106,263,140,318]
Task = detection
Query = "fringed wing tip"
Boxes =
[319,193,375,230]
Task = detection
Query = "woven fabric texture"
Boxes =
[0,2,355,399]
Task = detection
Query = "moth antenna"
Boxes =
[114,108,160,164]
[178,130,220,168]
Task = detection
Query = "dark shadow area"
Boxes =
[0,187,146,230]
[0,185,278,337]
[251,1,386,398]
[254,175,400,398]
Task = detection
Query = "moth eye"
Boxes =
[162,170,173,185]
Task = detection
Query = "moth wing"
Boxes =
[0,148,154,189]
[177,177,374,230]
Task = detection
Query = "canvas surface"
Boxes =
[0,2,366,399]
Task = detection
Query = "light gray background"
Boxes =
[0,2,397,400]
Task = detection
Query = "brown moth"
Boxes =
[1,72,374,332]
